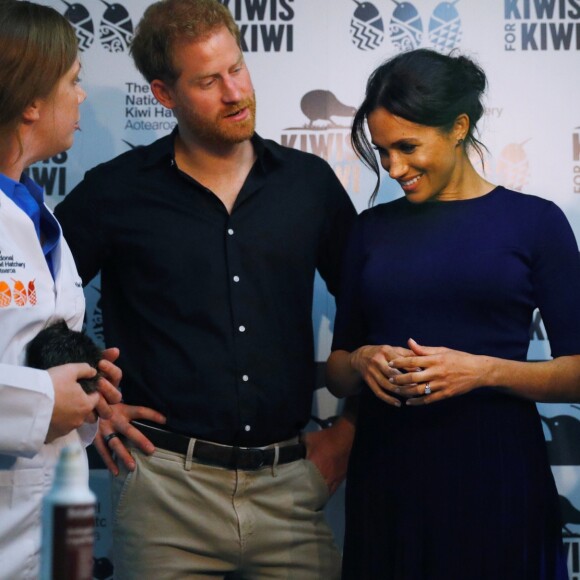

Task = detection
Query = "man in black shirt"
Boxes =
[56,0,356,578]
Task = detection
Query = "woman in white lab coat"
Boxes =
[0,3,121,578]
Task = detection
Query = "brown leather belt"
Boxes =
[132,421,306,470]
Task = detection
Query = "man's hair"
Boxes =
[0,0,78,132]
[131,0,240,86]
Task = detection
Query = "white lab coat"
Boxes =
[0,188,96,580]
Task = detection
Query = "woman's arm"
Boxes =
[388,338,580,405]
[326,344,414,406]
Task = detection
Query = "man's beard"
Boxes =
[184,95,256,146]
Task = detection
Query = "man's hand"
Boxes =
[46,363,100,443]
[91,347,123,421]
[302,412,356,496]
[94,403,166,476]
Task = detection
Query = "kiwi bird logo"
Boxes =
[541,406,580,466]
[299,90,357,130]
[61,0,94,51]
[559,495,580,537]
[389,1,423,51]
[122,139,137,150]
[495,140,531,192]
[99,0,133,53]
[350,1,385,51]
[388,1,462,52]
[428,1,462,52]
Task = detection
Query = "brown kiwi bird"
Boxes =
[300,90,357,128]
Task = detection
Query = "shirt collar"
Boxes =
[0,172,17,197]
[142,127,283,172]
[0,172,44,204]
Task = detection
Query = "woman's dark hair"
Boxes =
[0,0,78,132]
[351,48,488,204]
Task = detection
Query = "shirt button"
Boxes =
[239,325,246,332]
[233,275,240,282]
[244,424,251,432]
[228,228,234,235]
[242,375,249,382]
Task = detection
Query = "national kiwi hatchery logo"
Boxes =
[60,0,133,53]
[280,89,361,195]
[124,82,176,132]
[504,0,580,51]
[573,126,580,194]
[0,279,37,307]
[218,0,295,52]
[350,0,462,53]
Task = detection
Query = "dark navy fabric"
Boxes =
[55,131,356,446]
[333,187,579,579]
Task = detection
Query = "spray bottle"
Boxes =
[40,444,96,580]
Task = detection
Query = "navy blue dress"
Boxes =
[332,187,580,579]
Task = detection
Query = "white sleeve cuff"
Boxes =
[0,364,54,457]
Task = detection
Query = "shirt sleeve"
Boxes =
[331,214,369,352]
[531,202,580,358]
[316,165,358,298]
[54,170,108,286]
[0,364,54,457]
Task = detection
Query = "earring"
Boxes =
[456,138,464,147]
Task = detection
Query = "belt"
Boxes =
[132,422,306,470]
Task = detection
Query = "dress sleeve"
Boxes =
[331,214,369,352]
[0,364,53,457]
[54,170,108,286]
[531,202,580,358]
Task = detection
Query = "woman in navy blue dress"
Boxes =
[326,49,580,579]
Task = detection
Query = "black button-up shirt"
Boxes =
[55,131,356,446]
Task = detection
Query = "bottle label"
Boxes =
[51,504,95,580]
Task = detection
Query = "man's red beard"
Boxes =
[184,94,257,146]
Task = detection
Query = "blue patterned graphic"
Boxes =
[428,1,462,53]
[350,1,385,51]
[389,1,423,51]
[61,1,95,51]
[99,1,133,53]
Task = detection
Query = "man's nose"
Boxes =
[222,76,242,102]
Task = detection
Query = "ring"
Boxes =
[104,432,120,444]
[424,383,431,395]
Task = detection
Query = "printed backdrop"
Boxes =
[29,0,580,577]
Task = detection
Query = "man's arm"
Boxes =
[302,396,357,495]
[54,170,108,285]
[306,162,359,493]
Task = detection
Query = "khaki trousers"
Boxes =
[111,442,341,579]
